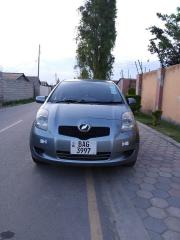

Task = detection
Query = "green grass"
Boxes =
[135,112,180,143]
[2,98,35,107]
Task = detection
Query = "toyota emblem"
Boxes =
[78,123,91,132]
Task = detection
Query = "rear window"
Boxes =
[48,81,124,104]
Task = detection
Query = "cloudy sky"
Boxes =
[0,0,179,83]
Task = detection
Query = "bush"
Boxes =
[152,110,162,126]
[128,88,136,95]
[126,95,141,113]
[2,98,34,107]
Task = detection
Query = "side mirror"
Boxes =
[127,97,136,106]
[36,96,47,104]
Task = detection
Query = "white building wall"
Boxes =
[40,85,52,96]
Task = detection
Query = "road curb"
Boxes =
[138,121,180,149]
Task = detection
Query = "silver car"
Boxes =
[30,79,139,167]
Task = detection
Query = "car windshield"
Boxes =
[48,81,124,104]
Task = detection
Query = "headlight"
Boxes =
[121,112,135,130]
[35,109,48,131]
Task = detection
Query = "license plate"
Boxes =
[70,140,97,155]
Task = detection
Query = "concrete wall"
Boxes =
[141,70,158,113]
[162,65,180,123]
[28,77,40,97]
[138,64,180,124]
[2,76,34,102]
[34,81,40,97]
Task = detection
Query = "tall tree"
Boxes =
[75,0,117,80]
[147,7,180,68]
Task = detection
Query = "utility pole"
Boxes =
[37,44,41,80]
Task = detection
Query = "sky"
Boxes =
[0,0,179,83]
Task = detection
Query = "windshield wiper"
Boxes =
[83,101,123,104]
[51,99,124,104]
[103,101,124,104]
[52,99,87,104]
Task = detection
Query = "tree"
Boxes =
[75,0,117,80]
[147,7,180,68]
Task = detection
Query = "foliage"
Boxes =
[2,98,34,107]
[152,110,162,126]
[126,95,141,113]
[75,0,117,80]
[128,88,136,95]
[135,112,180,143]
[147,7,180,67]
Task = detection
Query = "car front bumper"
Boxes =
[30,123,139,167]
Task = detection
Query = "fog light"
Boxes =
[34,147,44,155]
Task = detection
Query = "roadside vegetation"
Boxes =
[135,112,180,143]
[2,98,34,107]
[126,88,180,143]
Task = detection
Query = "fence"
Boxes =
[137,64,180,124]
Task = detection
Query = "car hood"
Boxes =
[44,103,129,125]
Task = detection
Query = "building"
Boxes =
[40,81,53,96]
[0,72,34,103]
[27,76,40,97]
[117,78,136,95]
[114,78,136,95]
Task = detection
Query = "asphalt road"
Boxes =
[2,103,178,240]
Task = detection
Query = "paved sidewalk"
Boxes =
[119,124,180,240]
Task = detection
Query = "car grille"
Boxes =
[58,126,110,140]
[57,151,111,161]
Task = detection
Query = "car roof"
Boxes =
[61,79,113,84]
